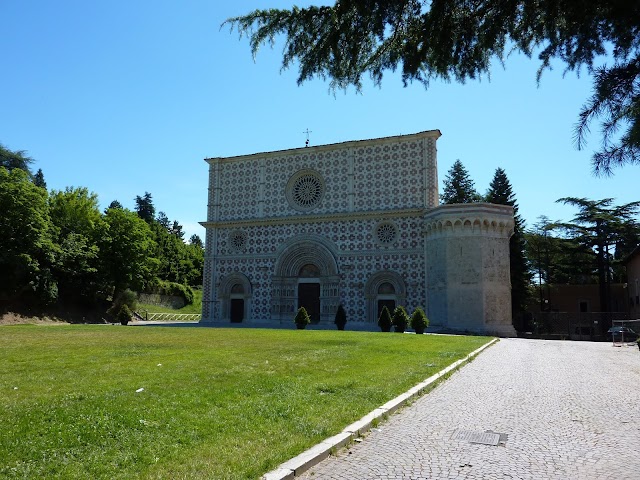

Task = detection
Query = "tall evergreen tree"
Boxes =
[440,160,480,204]
[189,234,204,249]
[134,192,155,223]
[33,168,47,189]
[156,211,170,229]
[170,220,184,239]
[106,200,123,211]
[485,168,531,322]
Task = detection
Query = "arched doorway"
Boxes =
[219,273,252,322]
[365,271,407,323]
[272,236,340,324]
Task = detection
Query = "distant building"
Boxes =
[200,130,516,336]
[626,246,640,318]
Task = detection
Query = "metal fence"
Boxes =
[135,311,201,322]
[518,311,632,341]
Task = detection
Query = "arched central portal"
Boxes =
[272,236,340,325]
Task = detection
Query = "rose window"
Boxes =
[376,222,398,244]
[286,170,325,211]
[229,231,247,252]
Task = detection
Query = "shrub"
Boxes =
[392,306,409,333]
[108,288,138,318]
[117,304,132,325]
[294,307,311,329]
[410,307,429,334]
[377,306,392,332]
[334,304,347,330]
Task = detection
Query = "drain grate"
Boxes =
[451,429,506,446]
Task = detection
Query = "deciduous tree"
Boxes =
[0,167,56,303]
[99,208,158,296]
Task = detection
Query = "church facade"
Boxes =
[200,130,516,336]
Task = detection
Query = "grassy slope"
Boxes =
[0,326,491,479]
[136,289,202,315]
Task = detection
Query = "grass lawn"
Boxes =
[0,326,491,479]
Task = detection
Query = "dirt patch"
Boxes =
[0,312,69,326]
[1,302,113,326]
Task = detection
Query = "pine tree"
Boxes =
[33,168,47,189]
[485,168,531,324]
[106,200,123,211]
[134,192,155,223]
[440,160,480,204]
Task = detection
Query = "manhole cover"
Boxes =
[452,429,501,446]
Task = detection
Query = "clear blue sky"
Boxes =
[2,1,638,241]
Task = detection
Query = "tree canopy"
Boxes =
[440,159,479,204]
[227,1,640,174]
[0,144,34,176]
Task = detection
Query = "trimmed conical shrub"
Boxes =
[392,306,409,333]
[294,306,311,329]
[410,307,429,334]
[334,304,347,330]
[377,306,392,332]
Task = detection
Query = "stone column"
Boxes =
[424,203,517,337]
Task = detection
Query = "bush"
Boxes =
[294,307,311,329]
[117,304,132,325]
[334,304,347,330]
[392,306,409,333]
[108,288,138,318]
[410,307,429,334]
[377,306,392,332]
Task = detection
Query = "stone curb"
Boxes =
[261,337,499,479]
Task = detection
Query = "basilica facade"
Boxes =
[200,130,516,336]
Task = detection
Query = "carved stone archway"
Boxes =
[271,235,340,324]
[219,272,252,322]
[365,271,407,323]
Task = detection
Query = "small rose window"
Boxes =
[375,222,398,245]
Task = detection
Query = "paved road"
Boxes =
[298,338,640,480]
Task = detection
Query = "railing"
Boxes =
[517,311,630,340]
[136,311,201,322]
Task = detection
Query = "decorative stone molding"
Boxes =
[424,203,514,238]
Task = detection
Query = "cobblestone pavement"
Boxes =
[298,339,640,480]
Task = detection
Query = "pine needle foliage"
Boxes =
[226,1,640,174]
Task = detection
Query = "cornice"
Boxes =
[204,129,442,165]
[200,208,426,229]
